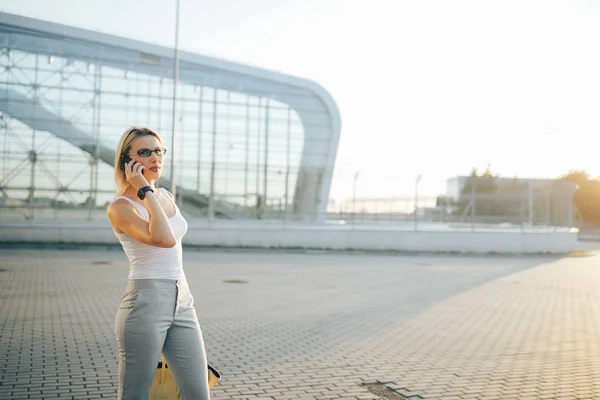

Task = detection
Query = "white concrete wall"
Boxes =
[0,221,582,254]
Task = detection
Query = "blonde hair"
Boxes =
[114,126,162,194]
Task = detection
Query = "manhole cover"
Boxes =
[361,382,422,400]
[92,261,112,265]
[222,279,249,284]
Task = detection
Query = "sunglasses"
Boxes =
[124,148,167,157]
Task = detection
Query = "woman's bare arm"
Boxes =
[108,192,176,248]
[107,160,177,248]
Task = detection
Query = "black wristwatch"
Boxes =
[137,186,154,200]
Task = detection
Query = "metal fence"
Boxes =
[0,163,579,232]
[324,172,578,232]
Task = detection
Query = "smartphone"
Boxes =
[119,155,132,171]
[120,155,145,174]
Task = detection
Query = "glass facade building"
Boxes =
[0,12,340,222]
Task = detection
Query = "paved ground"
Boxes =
[0,248,598,399]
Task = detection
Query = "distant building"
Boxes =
[445,175,577,227]
[446,176,469,201]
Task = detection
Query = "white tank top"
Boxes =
[111,188,188,280]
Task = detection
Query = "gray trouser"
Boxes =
[115,277,210,400]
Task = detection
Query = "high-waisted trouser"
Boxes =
[115,277,210,400]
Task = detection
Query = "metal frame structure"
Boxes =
[0,12,341,221]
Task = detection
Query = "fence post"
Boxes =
[545,192,551,226]
[352,172,359,229]
[470,182,476,231]
[414,175,422,231]
[528,182,534,226]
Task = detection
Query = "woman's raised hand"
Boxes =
[125,161,150,190]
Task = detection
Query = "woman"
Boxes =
[107,126,210,400]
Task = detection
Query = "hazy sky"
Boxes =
[2,0,600,199]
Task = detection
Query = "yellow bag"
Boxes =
[207,364,221,389]
[149,356,222,400]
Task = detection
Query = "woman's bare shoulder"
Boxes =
[107,197,139,218]
[158,187,174,200]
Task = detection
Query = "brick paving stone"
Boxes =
[2,249,600,399]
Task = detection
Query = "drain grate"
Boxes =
[222,279,249,284]
[361,382,423,400]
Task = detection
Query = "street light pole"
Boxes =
[170,0,180,198]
